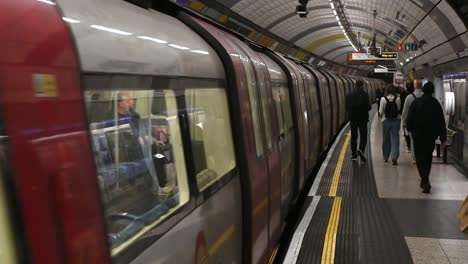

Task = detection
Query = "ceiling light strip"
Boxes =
[330,0,358,51]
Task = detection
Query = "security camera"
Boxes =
[296,5,308,17]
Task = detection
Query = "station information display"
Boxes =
[347,52,397,66]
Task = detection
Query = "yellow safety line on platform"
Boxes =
[321,197,343,264]
[329,133,351,196]
[268,247,279,264]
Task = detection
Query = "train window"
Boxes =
[228,39,264,157]
[83,83,189,253]
[185,88,236,190]
[281,84,294,131]
[272,82,286,134]
[272,81,294,134]
[255,69,273,151]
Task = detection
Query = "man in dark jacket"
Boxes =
[406,82,447,193]
[347,80,371,162]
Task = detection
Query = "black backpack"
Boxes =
[384,96,399,119]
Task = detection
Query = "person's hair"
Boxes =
[356,80,364,88]
[117,92,130,102]
[414,80,422,90]
[422,81,435,94]
[406,82,415,93]
[385,84,396,96]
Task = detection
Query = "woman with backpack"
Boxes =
[379,84,402,165]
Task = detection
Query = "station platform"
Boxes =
[281,109,468,264]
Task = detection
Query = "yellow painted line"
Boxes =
[321,197,343,264]
[329,133,351,196]
[208,224,235,256]
[268,247,279,264]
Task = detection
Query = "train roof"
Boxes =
[57,0,225,79]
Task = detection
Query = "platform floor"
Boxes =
[281,109,468,264]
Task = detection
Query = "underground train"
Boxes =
[0,0,380,263]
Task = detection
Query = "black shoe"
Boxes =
[419,181,424,189]
[384,159,388,162]
[358,150,367,163]
[422,187,431,193]
[351,154,358,161]
[392,160,398,166]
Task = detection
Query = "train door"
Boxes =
[0,1,109,263]
[297,65,322,173]
[231,41,283,254]
[259,54,296,221]
[320,70,339,136]
[269,54,307,194]
[305,66,332,149]
[181,15,273,263]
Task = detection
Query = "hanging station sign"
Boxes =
[351,52,398,60]
[347,52,398,65]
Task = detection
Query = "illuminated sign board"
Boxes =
[347,53,397,65]
[351,52,398,61]
[374,68,398,73]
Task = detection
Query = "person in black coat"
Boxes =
[406,81,447,193]
[347,80,371,162]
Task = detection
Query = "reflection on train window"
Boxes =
[272,82,294,133]
[272,82,286,135]
[84,88,189,253]
[228,40,264,157]
[257,70,273,151]
[185,89,236,191]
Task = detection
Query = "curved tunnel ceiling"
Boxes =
[215,0,468,73]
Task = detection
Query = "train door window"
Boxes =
[281,83,294,131]
[272,82,286,135]
[83,76,189,254]
[228,41,264,157]
[256,63,273,151]
[184,87,236,191]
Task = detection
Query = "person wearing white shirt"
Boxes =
[379,84,401,165]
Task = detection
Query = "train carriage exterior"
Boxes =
[0,0,380,263]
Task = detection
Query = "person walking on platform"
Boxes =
[402,80,422,157]
[406,82,447,193]
[401,82,416,153]
[347,80,371,162]
[379,84,401,165]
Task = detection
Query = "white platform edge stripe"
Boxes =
[308,122,350,196]
[283,123,350,264]
[282,196,321,264]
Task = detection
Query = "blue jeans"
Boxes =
[382,118,401,161]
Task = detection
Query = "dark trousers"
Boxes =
[413,137,435,187]
[350,120,368,155]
